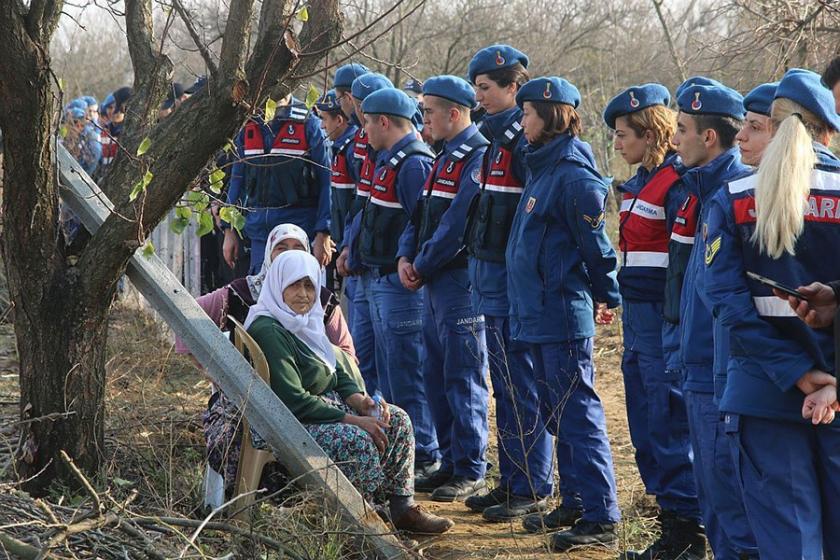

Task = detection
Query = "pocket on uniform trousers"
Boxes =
[723,413,765,486]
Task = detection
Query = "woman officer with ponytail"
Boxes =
[701,69,840,559]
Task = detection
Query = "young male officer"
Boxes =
[345,87,443,472]
[672,81,759,560]
[397,76,491,502]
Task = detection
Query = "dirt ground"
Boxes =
[0,296,659,559]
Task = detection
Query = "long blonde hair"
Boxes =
[752,98,832,258]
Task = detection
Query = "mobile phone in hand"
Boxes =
[746,271,810,302]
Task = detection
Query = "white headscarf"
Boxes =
[245,223,311,300]
[244,250,336,370]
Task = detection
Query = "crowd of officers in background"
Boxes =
[61,49,840,559]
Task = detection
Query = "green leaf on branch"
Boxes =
[142,240,155,257]
[58,78,66,92]
[223,141,234,154]
[59,125,68,139]
[136,136,152,156]
[265,98,277,122]
[175,206,192,221]
[209,167,226,194]
[219,206,245,234]
[297,5,309,21]
[170,217,190,235]
[185,190,210,212]
[129,171,154,202]
[305,84,319,110]
[196,210,214,237]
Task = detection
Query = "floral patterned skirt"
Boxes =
[203,390,414,504]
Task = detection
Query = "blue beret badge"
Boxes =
[496,51,506,66]
[691,92,702,111]
[543,82,552,99]
[629,91,640,109]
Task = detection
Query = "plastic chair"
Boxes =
[227,315,277,518]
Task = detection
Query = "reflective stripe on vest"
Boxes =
[369,163,402,208]
[331,135,355,190]
[353,128,368,160]
[752,296,797,317]
[356,152,375,198]
[731,171,840,225]
[269,121,309,156]
[619,165,680,268]
[671,194,699,245]
[482,135,523,194]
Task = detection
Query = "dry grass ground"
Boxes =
[0,204,666,558]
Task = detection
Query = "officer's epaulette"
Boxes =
[388,140,435,168]
[448,132,490,163]
[282,104,310,122]
[501,121,524,147]
[335,133,355,154]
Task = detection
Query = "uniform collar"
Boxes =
[681,147,747,202]
[815,142,840,171]
[377,132,418,165]
[443,123,481,156]
[524,133,598,174]
[620,151,682,194]
[334,124,358,147]
[479,106,522,143]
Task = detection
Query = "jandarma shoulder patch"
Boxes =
[705,235,722,265]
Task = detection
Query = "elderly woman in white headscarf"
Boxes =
[176,223,354,359]
[210,251,453,533]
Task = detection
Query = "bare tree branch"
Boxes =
[651,0,687,82]
[172,0,219,78]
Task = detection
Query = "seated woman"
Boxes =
[176,223,354,360]
[217,250,452,533]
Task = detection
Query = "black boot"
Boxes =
[622,511,707,559]
[522,505,583,533]
[430,476,486,502]
[550,519,617,551]
[464,486,509,513]
[482,494,548,522]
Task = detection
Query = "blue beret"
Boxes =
[603,83,671,129]
[81,95,98,107]
[68,98,87,110]
[676,84,745,120]
[422,75,476,108]
[361,87,415,120]
[775,68,840,132]
[334,63,370,89]
[315,89,342,113]
[516,77,580,108]
[101,93,115,110]
[67,107,86,120]
[403,78,423,94]
[675,76,724,99]
[467,44,529,84]
[351,73,394,101]
[743,82,778,116]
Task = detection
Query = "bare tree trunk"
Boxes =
[0,0,341,493]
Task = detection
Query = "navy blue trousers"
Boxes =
[726,413,840,560]
[422,269,489,479]
[622,300,699,519]
[531,338,621,523]
[485,314,554,498]
[685,389,758,559]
